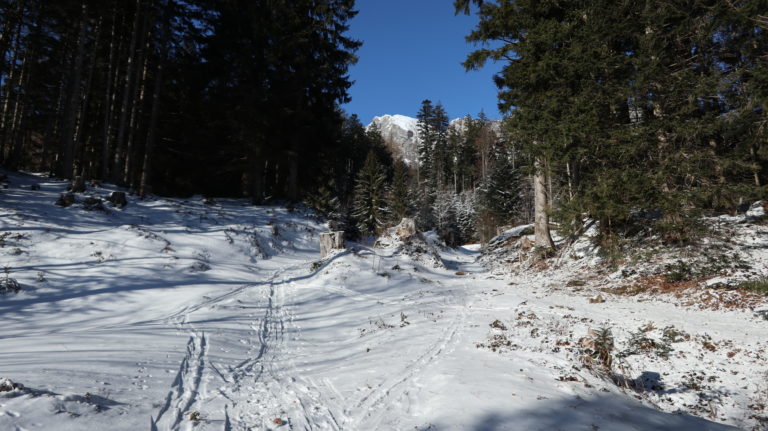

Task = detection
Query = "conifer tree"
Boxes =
[389,160,411,223]
[480,149,521,224]
[456,0,766,246]
[416,99,435,186]
[431,102,451,189]
[353,150,388,236]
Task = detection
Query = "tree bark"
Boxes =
[58,2,89,179]
[0,15,23,163]
[124,5,152,187]
[140,0,172,198]
[320,231,345,258]
[73,16,102,177]
[8,52,29,169]
[112,0,143,184]
[101,3,122,180]
[534,157,555,250]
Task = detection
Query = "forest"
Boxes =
[0,0,766,251]
[1,2,768,429]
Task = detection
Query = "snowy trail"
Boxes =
[0,172,761,431]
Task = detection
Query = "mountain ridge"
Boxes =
[367,114,501,165]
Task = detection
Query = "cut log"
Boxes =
[320,231,345,258]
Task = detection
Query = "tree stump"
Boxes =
[394,217,417,239]
[70,176,86,193]
[320,231,344,258]
[56,193,76,207]
[107,191,128,207]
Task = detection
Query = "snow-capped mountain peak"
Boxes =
[369,114,420,165]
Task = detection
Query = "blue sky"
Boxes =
[341,0,503,125]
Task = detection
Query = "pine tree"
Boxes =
[416,99,435,186]
[454,189,478,243]
[481,149,521,224]
[389,160,411,223]
[431,102,451,189]
[353,150,388,236]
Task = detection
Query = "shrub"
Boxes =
[583,327,614,371]
[736,277,768,295]
[0,277,21,294]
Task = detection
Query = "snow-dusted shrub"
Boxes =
[618,327,676,360]
[1,266,20,294]
[581,327,614,371]
[0,277,21,294]
[0,378,23,392]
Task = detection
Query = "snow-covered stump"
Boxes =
[394,217,416,239]
[320,231,344,258]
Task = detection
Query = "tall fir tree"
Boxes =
[389,160,411,223]
[353,150,389,236]
[431,102,451,189]
[416,99,435,186]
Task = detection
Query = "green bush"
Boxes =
[736,277,768,295]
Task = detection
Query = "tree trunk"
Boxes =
[534,157,555,250]
[112,0,142,184]
[101,3,122,180]
[73,16,102,177]
[288,152,298,201]
[0,15,23,163]
[140,0,172,198]
[58,2,89,179]
[124,6,152,187]
[8,53,29,169]
[320,231,345,258]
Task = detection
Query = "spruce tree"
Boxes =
[431,103,451,189]
[456,0,766,245]
[481,150,521,225]
[416,99,436,186]
[389,160,411,223]
[353,150,388,236]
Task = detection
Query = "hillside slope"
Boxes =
[0,171,764,431]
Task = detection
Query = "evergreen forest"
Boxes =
[0,0,766,250]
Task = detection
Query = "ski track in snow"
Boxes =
[1,172,763,431]
[150,249,477,431]
[346,279,469,430]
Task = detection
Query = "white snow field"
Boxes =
[0,171,765,431]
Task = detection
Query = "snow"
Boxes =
[0,170,765,430]
[372,114,418,132]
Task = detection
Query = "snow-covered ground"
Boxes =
[0,171,765,430]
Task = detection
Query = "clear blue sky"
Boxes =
[341,0,503,125]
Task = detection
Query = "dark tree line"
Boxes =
[0,0,363,201]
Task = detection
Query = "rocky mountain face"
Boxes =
[369,115,420,165]
[368,114,502,166]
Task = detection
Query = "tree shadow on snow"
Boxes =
[418,393,739,431]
